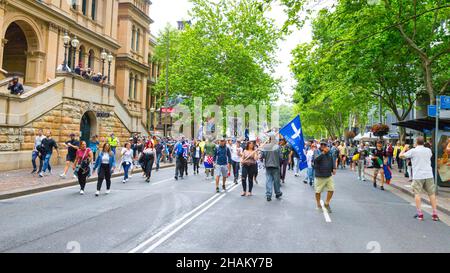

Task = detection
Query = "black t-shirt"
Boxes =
[372,148,386,168]
[42,138,58,154]
[66,139,79,158]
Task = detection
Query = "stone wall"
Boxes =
[0,98,132,171]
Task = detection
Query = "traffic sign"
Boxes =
[441,96,450,110]
[428,105,437,117]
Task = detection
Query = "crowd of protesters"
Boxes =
[29,129,443,221]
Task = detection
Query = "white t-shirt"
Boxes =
[403,145,433,180]
[101,153,110,164]
[121,148,133,163]
[231,145,243,162]
[194,146,201,158]
[306,149,314,168]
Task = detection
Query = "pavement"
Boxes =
[363,166,450,215]
[0,161,175,200]
[0,165,449,253]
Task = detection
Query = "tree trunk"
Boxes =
[399,126,406,144]
[422,59,435,105]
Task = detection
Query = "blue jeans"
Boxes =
[123,162,131,180]
[32,151,43,172]
[265,167,281,198]
[42,153,52,173]
[111,147,116,155]
[156,153,162,170]
[307,167,315,184]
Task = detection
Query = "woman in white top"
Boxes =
[121,143,134,183]
[93,143,116,196]
[230,140,243,184]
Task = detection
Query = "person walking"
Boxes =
[372,141,386,190]
[173,137,185,180]
[394,142,403,172]
[74,141,93,195]
[348,142,357,171]
[400,137,440,221]
[338,142,347,169]
[230,140,243,184]
[31,129,46,174]
[60,133,79,179]
[107,133,120,155]
[357,143,368,181]
[39,131,59,177]
[89,135,100,161]
[191,140,202,175]
[142,141,156,183]
[279,139,290,183]
[306,143,317,186]
[261,135,282,202]
[121,142,133,183]
[155,139,164,171]
[214,138,232,193]
[314,142,336,213]
[182,140,190,176]
[203,138,216,179]
[240,141,258,197]
[93,143,116,196]
[290,148,301,177]
[385,142,394,168]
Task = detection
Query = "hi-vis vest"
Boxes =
[108,137,118,147]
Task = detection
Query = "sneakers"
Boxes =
[95,191,100,197]
[216,187,220,193]
[276,192,283,199]
[324,204,332,213]
[60,174,66,179]
[106,189,111,194]
[31,169,36,174]
[175,176,178,180]
[432,214,440,221]
[380,186,385,191]
[222,185,227,191]
[316,206,323,212]
[266,196,272,202]
[79,190,84,195]
[39,172,44,177]
[146,178,150,183]
[414,214,424,221]
[373,182,377,188]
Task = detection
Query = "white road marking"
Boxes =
[320,200,332,223]
[143,183,240,253]
[130,182,238,253]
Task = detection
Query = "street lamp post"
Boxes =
[164,28,170,137]
[101,49,107,77]
[71,35,79,71]
[107,52,113,85]
[62,32,71,71]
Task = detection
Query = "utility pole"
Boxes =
[434,96,440,195]
[164,28,169,137]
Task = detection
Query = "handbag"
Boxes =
[75,149,89,176]
[352,154,360,162]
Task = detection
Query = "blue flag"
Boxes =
[280,115,308,171]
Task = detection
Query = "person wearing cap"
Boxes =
[7,76,24,95]
[213,137,232,193]
[313,141,337,213]
[107,133,120,155]
[60,133,80,179]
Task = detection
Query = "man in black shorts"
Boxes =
[60,133,79,179]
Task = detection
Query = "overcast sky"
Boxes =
[150,0,333,105]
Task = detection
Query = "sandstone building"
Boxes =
[0,0,159,171]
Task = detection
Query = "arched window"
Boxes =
[129,73,134,99]
[78,46,85,67]
[88,49,95,69]
[72,0,78,10]
[134,76,138,100]
[131,26,136,51]
[82,0,87,15]
[91,0,97,20]
[136,29,140,52]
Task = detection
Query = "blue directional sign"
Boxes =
[441,96,450,110]
[428,105,437,117]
